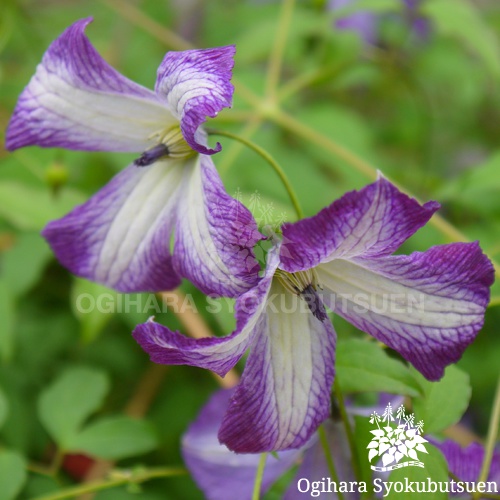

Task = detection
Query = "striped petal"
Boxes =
[132,247,278,375]
[6,18,173,153]
[218,279,336,453]
[317,242,494,380]
[182,389,301,500]
[155,46,235,155]
[173,155,262,297]
[280,176,439,273]
[432,440,500,485]
[42,159,185,292]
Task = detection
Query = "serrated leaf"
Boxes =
[67,416,158,460]
[336,339,421,396]
[38,367,109,448]
[0,450,27,500]
[411,365,470,434]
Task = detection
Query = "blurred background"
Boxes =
[1,0,500,498]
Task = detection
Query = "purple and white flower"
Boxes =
[6,18,261,296]
[182,389,395,499]
[434,440,500,493]
[182,389,303,500]
[134,177,494,453]
[184,389,500,499]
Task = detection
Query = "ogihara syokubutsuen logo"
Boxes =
[368,402,428,471]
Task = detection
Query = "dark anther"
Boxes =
[134,144,170,167]
[301,284,329,322]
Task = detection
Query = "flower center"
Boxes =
[275,269,328,322]
[134,126,196,166]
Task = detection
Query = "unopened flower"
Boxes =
[6,18,261,296]
[134,177,493,453]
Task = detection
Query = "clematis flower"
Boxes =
[183,390,401,499]
[432,440,500,496]
[133,177,494,452]
[5,18,261,296]
[330,0,429,43]
[182,389,302,500]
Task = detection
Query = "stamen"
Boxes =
[134,144,170,167]
[275,269,328,322]
[300,284,329,322]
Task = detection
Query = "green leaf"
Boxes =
[67,416,158,460]
[38,367,110,448]
[0,181,85,231]
[0,278,15,362]
[411,365,471,434]
[437,152,500,216]
[71,279,117,344]
[336,340,421,396]
[423,0,500,79]
[2,232,52,298]
[0,450,27,500]
[0,385,9,429]
[385,444,448,499]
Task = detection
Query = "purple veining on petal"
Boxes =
[133,247,278,376]
[318,242,494,380]
[182,389,301,500]
[155,45,235,155]
[6,18,170,152]
[432,439,500,489]
[42,159,183,292]
[173,154,263,297]
[218,278,337,453]
[280,177,439,273]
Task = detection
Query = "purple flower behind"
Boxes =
[182,389,302,500]
[433,439,500,495]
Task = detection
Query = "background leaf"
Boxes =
[0,450,27,500]
[37,367,110,448]
[336,339,421,396]
[67,416,158,460]
[411,365,471,434]
[385,444,448,499]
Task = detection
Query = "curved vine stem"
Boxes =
[33,467,187,500]
[208,128,305,220]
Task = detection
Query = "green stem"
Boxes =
[333,378,363,484]
[474,376,500,500]
[318,424,345,500]
[265,0,296,101]
[218,118,264,174]
[32,467,187,500]
[208,129,305,220]
[252,453,268,500]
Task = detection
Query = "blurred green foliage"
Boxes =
[1,0,500,498]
